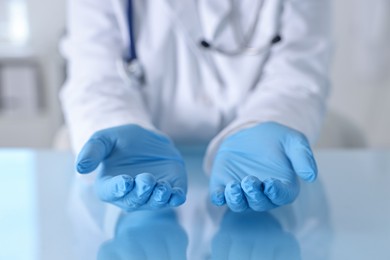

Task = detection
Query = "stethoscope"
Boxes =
[122,0,281,86]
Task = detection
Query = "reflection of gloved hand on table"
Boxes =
[210,122,318,212]
[76,124,187,211]
[97,209,188,260]
[211,210,301,259]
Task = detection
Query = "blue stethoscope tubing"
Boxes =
[127,0,137,62]
[120,0,145,85]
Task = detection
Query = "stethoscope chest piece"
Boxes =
[126,59,145,84]
[118,58,145,87]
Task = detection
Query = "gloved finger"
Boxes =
[148,181,172,208]
[210,186,226,206]
[241,176,275,211]
[225,181,248,212]
[284,134,318,182]
[96,174,134,202]
[263,178,299,206]
[121,173,157,210]
[76,134,114,174]
[169,187,186,207]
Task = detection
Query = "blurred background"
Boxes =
[0,0,389,150]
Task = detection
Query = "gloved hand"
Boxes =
[76,124,187,211]
[209,122,317,212]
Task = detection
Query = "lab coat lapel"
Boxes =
[113,0,209,61]
[197,0,232,42]
[111,0,224,85]
[165,0,204,44]
[165,0,224,85]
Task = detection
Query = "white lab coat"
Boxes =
[60,0,331,172]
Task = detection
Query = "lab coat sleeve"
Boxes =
[60,0,155,154]
[204,0,332,173]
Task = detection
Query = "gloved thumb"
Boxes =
[284,134,318,182]
[76,134,114,174]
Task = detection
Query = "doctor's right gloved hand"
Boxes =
[76,124,187,211]
[209,122,317,212]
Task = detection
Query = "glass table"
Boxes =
[1,148,389,260]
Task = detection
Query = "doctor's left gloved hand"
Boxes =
[76,124,187,211]
[209,122,317,212]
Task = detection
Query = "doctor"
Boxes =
[60,0,331,212]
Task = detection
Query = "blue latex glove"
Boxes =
[209,122,317,212]
[76,124,187,211]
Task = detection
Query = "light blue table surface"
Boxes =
[0,148,390,260]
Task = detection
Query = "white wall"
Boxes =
[321,0,390,148]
